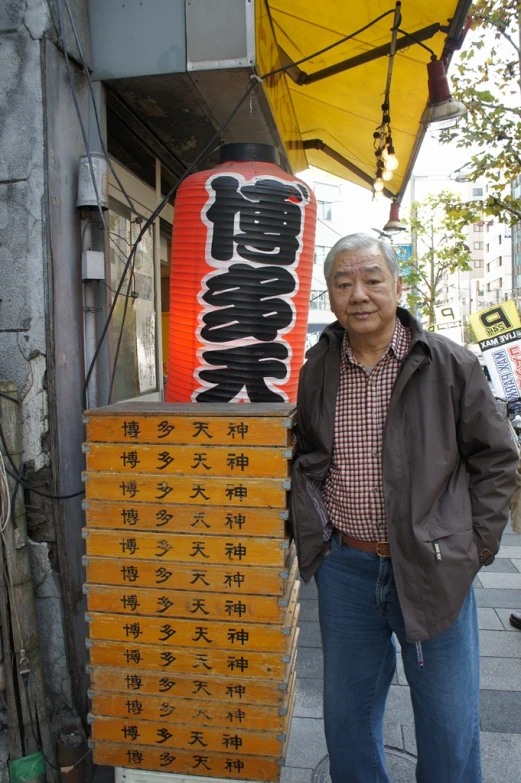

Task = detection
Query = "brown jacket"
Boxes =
[510,462,521,535]
[290,308,518,641]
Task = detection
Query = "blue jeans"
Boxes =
[314,533,481,783]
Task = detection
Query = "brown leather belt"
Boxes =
[340,532,391,558]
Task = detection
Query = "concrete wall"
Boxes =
[0,0,91,718]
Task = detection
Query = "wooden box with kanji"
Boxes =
[82,403,299,782]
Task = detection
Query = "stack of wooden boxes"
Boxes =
[82,402,299,782]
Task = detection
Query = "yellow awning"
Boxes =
[256,0,470,198]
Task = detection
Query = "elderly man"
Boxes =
[290,233,517,782]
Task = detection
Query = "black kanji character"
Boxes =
[157,420,175,439]
[121,565,139,582]
[156,727,173,744]
[158,624,176,641]
[224,572,245,589]
[155,567,173,584]
[121,451,140,469]
[123,623,142,639]
[121,537,139,555]
[191,453,212,471]
[121,508,139,526]
[189,731,208,747]
[191,511,210,528]
[158,677,176,692]
[224,542,247,560]
[125,675,142,690]
[192,627,213,644]
[122,421,140,439]
[189,484,210,501]
[120,481,139,498]
[121,594,140,611]
[227,628,249,645]
[156,451,174,470]
[192,422,213,439]
[206,175,307,265]
[193,653,212,670]
[122,725,140,741]
[200,263,294,342]
[190,541,209,559]
[159,752,176,767]
[156,481,173,500]
[227,421,249,439]
[155,509,173,527]
[124,649,142,664]
[160,651,176,667]
[196,342,289,403]
[190,571,210,586]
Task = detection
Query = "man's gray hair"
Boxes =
[323,233,401,284]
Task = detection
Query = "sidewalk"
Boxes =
[282,524,521,783]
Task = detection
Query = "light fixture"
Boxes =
[383,202,407,234]
[420,58,466,129]
[384,146,399,170]
[372,2,401,197]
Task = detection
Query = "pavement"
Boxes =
[93,524,521,783]
[282,523,521,783]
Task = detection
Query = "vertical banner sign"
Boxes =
[166,145,316,404]
[434,304,463,346]
[469,301,521,399]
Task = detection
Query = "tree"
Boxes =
[402,191,472,329]
[440,0,521,225]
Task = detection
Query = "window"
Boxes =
[472,187,483,197]
[310,290,330,310]
[473,242,483,250]
[473,224,483,232]
[486,262,491,272]
[109,202,158,401]
[486,244,489,252]
[499,255,503,266]
[499,235,502,245]
[474,259,483,268]
[317,201,333,221]
[314,245,330,265]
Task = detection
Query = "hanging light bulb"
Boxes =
[385,146,399,171]
[374,177,384,192]
[382,168,393,182]
[373,189,383,202]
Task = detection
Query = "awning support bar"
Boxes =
[303,139,396,200]
[285,23,447,86]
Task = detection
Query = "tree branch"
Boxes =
[474,14,519,52]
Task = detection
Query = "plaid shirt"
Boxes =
[323,318,411,541]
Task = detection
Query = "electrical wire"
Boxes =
[0,422,84,501]
[60,0,137,213]
[55,0,108,232]
[0,450,11,534]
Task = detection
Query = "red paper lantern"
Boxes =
[166,144,317,403]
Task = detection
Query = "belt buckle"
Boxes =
[376,541,389,557]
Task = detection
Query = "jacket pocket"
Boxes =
[419,516,477,568]
[419,514,472,542]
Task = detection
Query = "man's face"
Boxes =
[328,245,402,340]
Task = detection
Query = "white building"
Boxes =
[299,168,391,347]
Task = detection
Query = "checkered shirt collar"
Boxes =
[341,316,410,372]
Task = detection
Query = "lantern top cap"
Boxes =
[220,143,280,165]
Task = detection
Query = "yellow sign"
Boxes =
[469,301,521,343]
